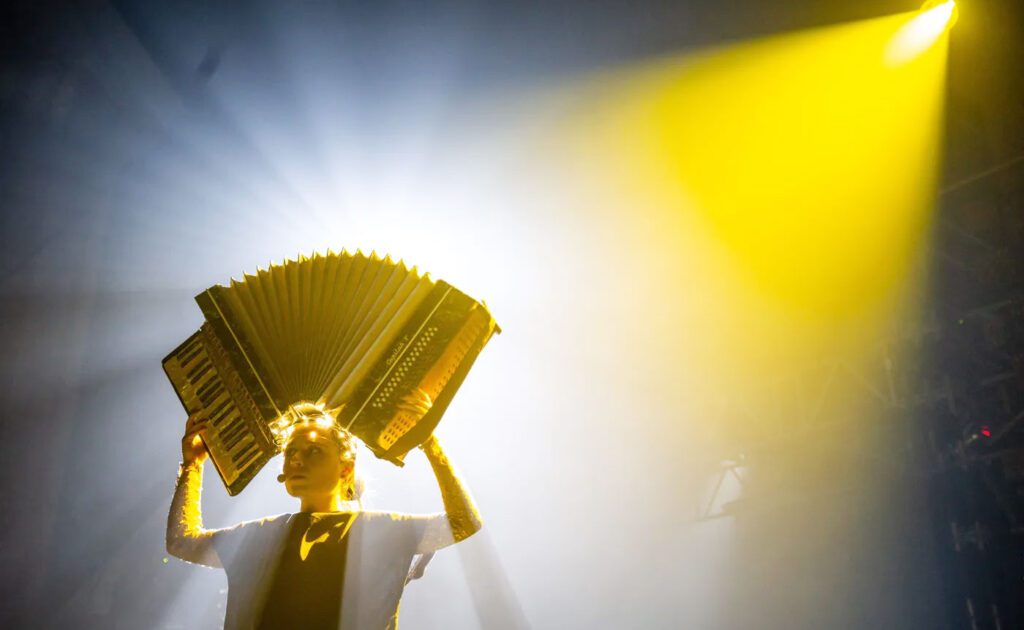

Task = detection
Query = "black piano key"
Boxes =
[208,396,234,425]
[192,366,217,394]
[231,440,258,466]
[221,415,249,448]
[235,452,261,474]
[197,387,223,412]
[194,366,221,397]
[179,342,205,368]
[188,366,214,393]
[234,447,261,474]
[196,376,224,406]
[217,410,241,435]
[219,413,245,444]
[224,424,251,451]
[186,356,212,382]
[176,333,203,358]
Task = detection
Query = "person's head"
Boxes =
[275,402,359,503]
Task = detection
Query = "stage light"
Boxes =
[923,0,958,20]
[886,0,958,65]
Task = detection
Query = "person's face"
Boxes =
[281,427,352,499]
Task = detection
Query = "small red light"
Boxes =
[981,427,992,438]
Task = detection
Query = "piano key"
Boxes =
[221,418,249,448]
[179,342,205,368]
[219,413,245,443]
[187,367,214,394]
[235,450,261,474]
[228,434,254,457]
[212,411,238,434]
[195,375,224,405]
[185,355,211,381]
[224,424,251,451]
[208,396,234,425]
[231,439,258,467]
[174,333,203,359]
[217,412,242,439]
[226,436,252,457]
[197,387,223,412]
[191,362,216,390]
[189,371,216,399]
[200,387,226,412]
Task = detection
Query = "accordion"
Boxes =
[162,251,500,495]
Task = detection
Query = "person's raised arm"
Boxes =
[396,390,484,554]
[166,414,222,568]
[416,433,484,554]
[396,389,483,554]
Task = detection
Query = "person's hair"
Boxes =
[275,401,364,501]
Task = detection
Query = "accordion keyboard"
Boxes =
[164,329,268,494]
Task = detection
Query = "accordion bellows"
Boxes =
[163,250,500,495]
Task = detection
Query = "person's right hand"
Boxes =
[181,414,210,465]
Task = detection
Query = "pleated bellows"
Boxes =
[218,251,434,409]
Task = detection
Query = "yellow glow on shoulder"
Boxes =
[886,1,958,66]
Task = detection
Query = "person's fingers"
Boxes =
[399,392,432,414]
[398,402,430,416]
[414,388,432,405]
[185,417,210,436]
[402,389,432,405]
[182,425,208,450]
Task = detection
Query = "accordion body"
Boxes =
[163,251,499,495]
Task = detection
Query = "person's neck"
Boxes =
[299,485,358,514]
[300,493,343,513]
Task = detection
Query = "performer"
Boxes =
[166,394,482,629]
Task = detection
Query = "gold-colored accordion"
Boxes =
[163,251,500,495]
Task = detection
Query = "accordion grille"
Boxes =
[372,307,493,450]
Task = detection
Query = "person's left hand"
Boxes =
[397,387,433,419]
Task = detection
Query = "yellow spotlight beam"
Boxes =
[555,6,951,331]
[887,1,959,65]
[506,4,956,423]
